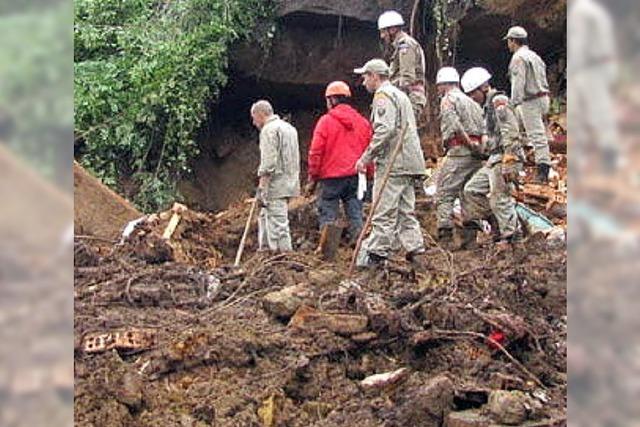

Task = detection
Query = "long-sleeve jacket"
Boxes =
[484,90,524,166]
[258,114,300,199]
[307,104,372,180]
[359,81,426,177]
[508,46,550,106]
[439,88,486,157]
[389,32,426,92]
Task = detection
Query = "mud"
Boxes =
[75,168,567,425]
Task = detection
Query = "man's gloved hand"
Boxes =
[355,158,367,174]
[304,179,317,196]
[256,187,268,207]
[501,154,521,184]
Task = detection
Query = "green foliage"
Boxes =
[75,0,274,212]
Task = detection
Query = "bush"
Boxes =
[75,0,274,211]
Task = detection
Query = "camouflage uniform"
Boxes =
[436,88,485,231]
[389,32,427,125]
[357,81,426,263]
[257,115,300,252]
[509,45,551,166]
[462,90,524,238]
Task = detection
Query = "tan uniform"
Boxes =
[462,90,523,238]
[509,45,551,166]
[389,32,427,125]
[436,88,485,230]
[357,81,426,263]
[257,115,300,251]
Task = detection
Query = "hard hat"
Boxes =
[325,81,352,97]
[354,58,390,76]
[461,67,492,93]
[436,67,460,84]
[378,11,405,30]
[503,26,528,40]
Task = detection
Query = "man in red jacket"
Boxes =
[306,81,373,244]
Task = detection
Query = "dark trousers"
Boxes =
[318,175,363,238]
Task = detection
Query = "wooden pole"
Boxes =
[234,197,258,267]
[348,124,409,275]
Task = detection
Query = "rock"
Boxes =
[113,371,143,411]
[350,332,378,344]
[487,390,529,425]
[262,284,313,318]
[276,0,383,22]
[490,372,528,391]
[397,375,455,426]
[289,305,368,335]
[446,409,492,427]
[308,268,341,288]
[360,368,410,390]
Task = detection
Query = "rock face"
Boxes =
[183,0,566,211]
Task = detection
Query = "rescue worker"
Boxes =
[306,81,373,244]
[435,66,486,248]
[504,26,552,183]
[460,67,524,246]
[250,100,300,252]
[352,59,428,270]
[377,10,427,126]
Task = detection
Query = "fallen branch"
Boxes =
[433,329,546,389]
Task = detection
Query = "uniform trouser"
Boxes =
[258,198,292,252]
[516,96,551,166]
[361,175,425,259]
[436,155,483,230]
[462,164,518,237]
[318,176,363,238]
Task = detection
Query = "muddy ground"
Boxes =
[74,161,567,426]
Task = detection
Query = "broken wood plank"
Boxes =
[162,212,182,240]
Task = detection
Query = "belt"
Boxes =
[446,135,481,148]
[524,92,549,102]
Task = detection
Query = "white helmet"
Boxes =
[436,67,460,84]
[461,67,492,93]
[378,11,405,30]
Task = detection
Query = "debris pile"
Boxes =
[75,178,566,425]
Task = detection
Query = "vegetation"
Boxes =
[75,0,274,211]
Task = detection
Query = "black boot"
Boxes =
[368,252,387,267]
[487,216,501,242]
[460,223,479,250]
[536,163,550,184]
[437,227,453,242]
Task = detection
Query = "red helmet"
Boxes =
[325,81,352,97]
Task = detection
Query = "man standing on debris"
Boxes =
[250,100,300,252]
[352,59,428,270]
[306,81,373,244]
[504,26,552,183]
[459,67,524,246]
[435,66,486,248]
[377,10,427,126]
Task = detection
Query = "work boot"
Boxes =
[406,250,429,273]
[487,216,501,243]
[437,227,453,242]
[459,223,479,250]
[359,252,387,271]
[536,163,550,184]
